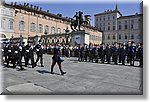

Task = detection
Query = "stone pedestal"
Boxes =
[71,30,90,46]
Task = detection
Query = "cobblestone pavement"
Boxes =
[1,54,143,95]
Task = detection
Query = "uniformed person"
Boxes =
[120,43,126,65]
[106,44,112,64]
[20,42,26,64]
[6,42,14,67]
[13,42,24,70]
[113,43,118,65]
[118,43,122,63]
[101,44,105,63]
[137,43,143,67]
[34,41,44,67]
[84,45,89,62]
[25,41,35,68]
[50,46,66,75]
[129,42,136,66]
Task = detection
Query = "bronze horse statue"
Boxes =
[70,11,84,31]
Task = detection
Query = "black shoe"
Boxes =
[41,65,44,67]
[50,72,54,74]
[61,72,66,75]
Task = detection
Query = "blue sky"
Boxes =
[5,0,142,26]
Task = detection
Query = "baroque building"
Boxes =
[95,4,143,44]
[2,2,102,45]
[0,0,15,39]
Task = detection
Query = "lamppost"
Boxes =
[65,27,70,45]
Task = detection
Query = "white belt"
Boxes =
[26,50,29,52]
[15,51,18,53]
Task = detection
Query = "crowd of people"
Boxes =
[1,40,143,72]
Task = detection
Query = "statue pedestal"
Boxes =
[71,30,90,46]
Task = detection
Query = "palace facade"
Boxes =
[95,4,143,44]
[1,1,102,45]
[0,1,15,39]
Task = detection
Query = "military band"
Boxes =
[1,40,143,72]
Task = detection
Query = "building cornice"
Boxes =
[94,10,122,16]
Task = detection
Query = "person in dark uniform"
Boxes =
[12,42,24,70]
[120,43,126,65]
[137,43,143,67]
[97,44,102,62]
[106,44,112,64]
[84,45,89,62]
[101,44,105,63]
[34,41,44,67]
[20,42,26,64]
[79,46,84,61]
[118,43,122,63]
[50,45,66,75]
[92,45,98,63]
[129,42,136,66]
[126,41,131,64]
[25,41,35,68]
[113,43,118,65]
[2,42,9,64]
[6,42,14,67]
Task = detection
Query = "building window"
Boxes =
[131,20,134,23]
[1,19,5,29]
[131,24,134,29]
[113,26,115,30]
[108,16,110,20]
[30,22,36,32]
[113,35,115,40]
[19,21,25,31]
[103,27,105,31]
[63,29,66,33]
[125,35,127,39]
[108,35,110,40]
[103,16,105,21]
[103,23,105,26]
[119,25,121,30]
[131,35,134,39]
[38,24,43,33]
[57,28,61,34]
[108,26,110,30]
[100,18,101,21]
[125,25,128,29]
[45,25,49,34]
[103,35,105,40]
[113,16,115,19]
[119,35,121,39]
[9,20,14,30]
[51,27,55,34]
[96,18,98,21]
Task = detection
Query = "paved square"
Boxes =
[1,55,142,95]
